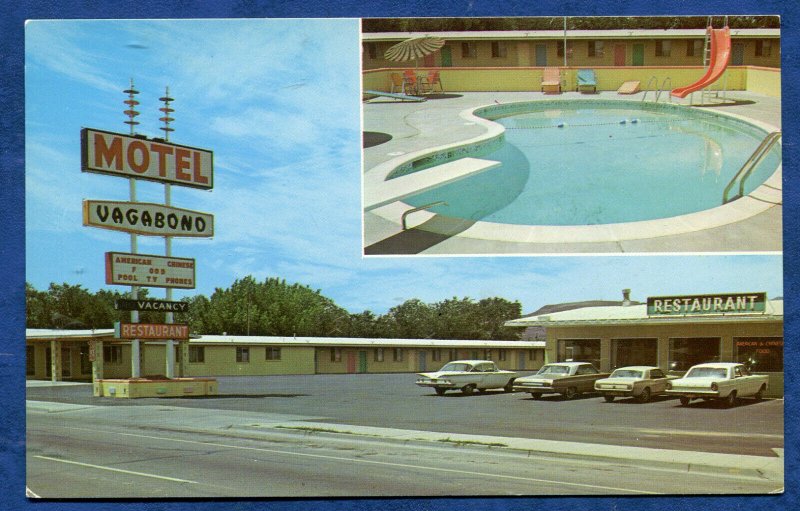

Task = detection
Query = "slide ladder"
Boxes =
[670,25,731,101]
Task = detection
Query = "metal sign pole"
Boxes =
[124,79,142,378]
[160,87,176,379]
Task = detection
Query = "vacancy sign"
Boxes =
[81,128,213,189]
[115,322,190,340]
[84,200,214,237]
[105,252,196,289]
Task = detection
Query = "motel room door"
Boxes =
[440,45,452,67]
[417,351,427,372]
[517,351,526,370]
[632,44,644,66]
[614,44,626,66]
[731,43,745,66]
[358,351,368,373]
[346,352,356,373]
[535,44,547,67]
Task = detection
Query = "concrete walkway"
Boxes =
[363,91,782,254]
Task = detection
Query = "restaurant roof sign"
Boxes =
[647,293,767,316]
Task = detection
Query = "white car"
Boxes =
[594,366,675,403]
[665,362,769,407]
[415,360,517,396]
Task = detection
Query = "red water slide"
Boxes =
[671,27,731,99]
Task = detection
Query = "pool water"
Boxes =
[403,102,781,226]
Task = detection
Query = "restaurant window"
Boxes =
[432,349,442,362]
[103,345,122,364]
[393,348,404,362]
[612,338,658,368]
[668,338,720,372]
[588,41,604,57]
[189,346,205,363]
[558,339,601,369]
[266,347,281,361]
[374,348,384,362]
[491,41,507,58]
[529,350,536,361]
[755,40,772,57]
[735,337,783,372]
[80,343,92,374]
[461,42,477,59]
[26,346,35,375]
[331,348,341,363]
[656,40,672,57]
[236,347,250,363]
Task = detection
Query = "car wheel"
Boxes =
[603,395,615,403]
[638,387,652,403]
[434,388,446,396]
[564,387,578,400]
[722,391,737,408]
[530,393,542,400]
[504,379,516,392]
[461,384,476,396]
[754,385,766,401]
[679,396,691,406]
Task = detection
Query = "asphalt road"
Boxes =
[27,373,784,456]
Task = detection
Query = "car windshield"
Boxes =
[611,370,643,379]
[685,367,728,378]
[536,365,570,375]
[439,363,471,372]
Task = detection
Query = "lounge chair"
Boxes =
[617,80,641,95]
[425,70,443,93]
[541,67,561,94]
[577,69,597,93]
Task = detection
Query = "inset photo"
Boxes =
[362,16,782,255]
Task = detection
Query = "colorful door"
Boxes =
[731,43,745,65]
[632,44,644,66]
[346,351,356,373]
[614,44,626,66]
[535,44,547,67]
[358,351,367,373]
[440,45,452,67]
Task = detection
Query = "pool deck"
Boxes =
[363,90,782,255]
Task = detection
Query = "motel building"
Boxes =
[25,331,545,383]
[505,291,784,397]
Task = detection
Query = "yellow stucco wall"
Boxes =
[182,345,317,376]
[745,66,781,97]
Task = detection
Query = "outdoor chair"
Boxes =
[389,73,406,94]
[541,67,562,94]
[577,69,598,93]
[426,70,444,93]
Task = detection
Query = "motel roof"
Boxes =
[362,29,780,42]
[505,299,783,328]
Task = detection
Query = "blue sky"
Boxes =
[24,18,783,316]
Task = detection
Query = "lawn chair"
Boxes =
[426,70,444,93]
[403,69,421,95]
[389,73,406,94]
[577,69,598,93]
[541,67,561,94]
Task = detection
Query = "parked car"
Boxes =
[594,366,675,403]
[665,362,769,407]
[513,362,609,400]
[415,360,518,396]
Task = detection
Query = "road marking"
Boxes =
[63,426,657,494]
[33,456,198,484]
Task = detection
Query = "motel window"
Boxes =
[755,40,772,58]
[448,349,458,361]
[266,347,281,361]
[558,339,601,369]
[375,348,384,362]
[331,348,341,363]
[470,350,479,360]
[491,41,507,58]
[484,349,492,360]
[236,347,250,363]
[735,337,783,372]
[26,346,35,375]
[668,338,720,372]
[461,42,477,59]
[365,42,378,59]
[656,40,672,57]
[189,346,205,363]
[687,40,703,57]
[103,345,122,364]
[393,348,404,362]
[557,41,573,58]
[498,349,507,362]
[588,41,604,57]
[612,339,658,369]
[529,350,536,361]
[432,349,442,362]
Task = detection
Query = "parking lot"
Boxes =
[27,372,783,456]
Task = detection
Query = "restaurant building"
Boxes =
[505,290,784,397]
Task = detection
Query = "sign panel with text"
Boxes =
[81,128,214,189]
[115,322,190,340]
[105,252,196,289]
[84,200,214,237]
[647,292,767,316]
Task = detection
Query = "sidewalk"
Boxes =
[27,399,783,482]
[363,91,782,254]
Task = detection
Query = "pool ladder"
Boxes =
[401,201,447,230]
[722,131,782,204]
[641,76,672,103]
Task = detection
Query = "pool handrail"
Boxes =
[641,76,659,102]
[656,77,672,103]
[401,201,448,230]
[722,131,782,204]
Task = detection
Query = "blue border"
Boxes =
[2,1,795,510]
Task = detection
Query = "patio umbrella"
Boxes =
[384,36,445,65]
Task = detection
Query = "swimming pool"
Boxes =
[399,100,781,227]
